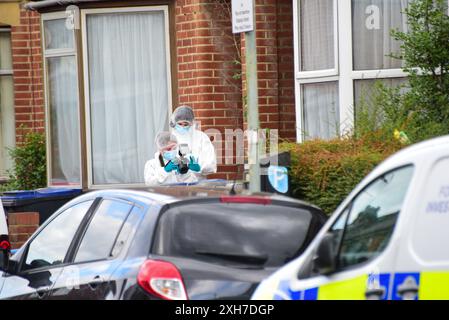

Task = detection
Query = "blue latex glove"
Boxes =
[164,161,178,173]
[188,156,201,172]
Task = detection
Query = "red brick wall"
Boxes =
[11,7,44,144]
[255,0,279,131]
[175,0,244,180]
[8,212,39,249]
[276,0,296,141]
[14,0,296,180]
[240,0,296,140]
[175,0,295,179]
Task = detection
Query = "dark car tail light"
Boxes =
[220,195,272,205]
[137,260,188,300]
[0,234,10,251]
[0,240,10,250]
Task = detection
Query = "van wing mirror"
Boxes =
[314,233,336,275]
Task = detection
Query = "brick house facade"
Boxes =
[1,0,296,189]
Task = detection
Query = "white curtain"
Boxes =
[0,32,15,177]
[87,11,169,185]
[302,82,339,140]
[352,0,410,70]
[0,76,15,177]
[48,56,81,185]
[300,0,335,71]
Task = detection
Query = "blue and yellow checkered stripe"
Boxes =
[273,271,449,300]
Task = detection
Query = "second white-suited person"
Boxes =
[144,131,199,186]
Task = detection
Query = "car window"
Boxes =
[23,200,94,271]
[74,199,133,263]
[337,165,414,269]
[153,202,315,268]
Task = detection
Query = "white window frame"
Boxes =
[81,6,173,189]
[0,27,14,180]
[41,11,83,188]
[293,0,415,142]
[295,0,339,80]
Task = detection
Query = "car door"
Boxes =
[48,198,135,300]
[0,200,95,300]
[282,165,415,300]
[394,156,449,300]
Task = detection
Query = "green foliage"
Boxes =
[284,0,449,215]
[355,80,448,144]
[390,0,449,128]
[282,138,402,215]
[356,0,449,145]
[0,131,47,192]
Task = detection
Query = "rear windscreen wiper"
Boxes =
[195,250,268,266]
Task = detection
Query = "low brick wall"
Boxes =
[8,212,39,249]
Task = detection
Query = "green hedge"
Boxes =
[0,131,46,193]
[282,136,403,215]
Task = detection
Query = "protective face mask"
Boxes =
[163,149,178,161]
[175,124,192,135]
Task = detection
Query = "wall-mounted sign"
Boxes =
[231,0,254,34]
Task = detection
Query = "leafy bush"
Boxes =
[282,137,402,215]
[0,131,47,192]
[283,0,449,215]
[355,0,449,145]
[391,0,449,127]
[355,81,448,144]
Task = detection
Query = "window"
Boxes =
[352,0,410,70]
[41,6,172,189]
[328,166,414,270]
[293,0,413,142]
[295,0,339,141]
[0,28,15,178]
[74,199,132,263]
[302,82,339,140]
[42,14,81,186]
[24,200,93,271]
[300,0,336,72]
[153,203,314,268]
[83,7,171,187]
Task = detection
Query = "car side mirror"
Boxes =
[313,233,336,275]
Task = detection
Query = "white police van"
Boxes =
[252,135,449,300]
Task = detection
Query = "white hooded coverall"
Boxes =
[143,129,217,186]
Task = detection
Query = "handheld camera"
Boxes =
[174,143,190,174]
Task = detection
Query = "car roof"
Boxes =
[77,181,321,211]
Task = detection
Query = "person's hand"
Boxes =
[164,161,178,173]
[188,156,201,172]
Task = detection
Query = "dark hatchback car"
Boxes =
[0,187,326,300]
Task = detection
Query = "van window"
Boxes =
[153,202,315,268]
[337,165,414,269]
[412,157,449,263]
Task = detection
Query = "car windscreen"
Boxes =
[152,202,313,268]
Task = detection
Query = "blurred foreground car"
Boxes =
[0,187,326,300]
[252,135,449,300]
